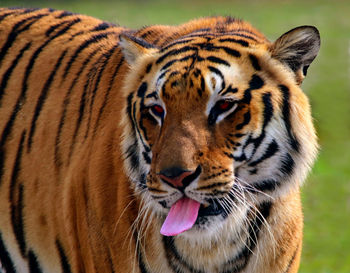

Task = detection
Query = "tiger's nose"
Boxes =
[158,166,201,189]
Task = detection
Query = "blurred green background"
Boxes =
[1,0,349,272]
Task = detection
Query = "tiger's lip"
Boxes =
[198,203,224,217]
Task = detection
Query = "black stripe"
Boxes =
[197,181,230,190]
[283,243,300,273]
[93,55,125,134]
[124,94,140,171]
[241,74,265,105]
[49,18,81,41]
[220,85,238,96]
[137,82,148,98]
[160,38,195,52]
[139,29,153,39]
[240,92,274,161]
[27,50,68,151]
[2,18,81,161]
[56,11,76,18]
[121,34,155,49]
[249,74,264,90]
[67,68,96,161]
[208,66,226,91]
[0,100,26,186]
[28,250,43,273]
[160,59,176,72]
[22,18,74,88]
[262,92,273,128]
[156,46,197,64]
[157,69,169,82]
[208,65,224,78]
[0,41,31,106]
[198,73,205,97]
[236,111,251,130]
[193,42,241,59]
[280,153,294,176]
[54,47,101,168]
[162,55,202,73]
[0,13,47,67]
[220,201,272,272]
[248,140,279,167]
[229,32,259,42]
[92,22,114,31]
[218,37,249,47]
[0,10,18,23]
[249,179,280,192]
[0,232,16,273]
[206,56,230,66]
[45,20,70,37]
[133,235,150,273]
[145,63,152,73]
[145,91,158,99]
[249,54,261,71]
[84,45,118,139]
[125,141,140,172]
[0,148,4,186]
[163,236,204,273]
[62,32,114,80]
[69,45,118,156]
[8,8,40,12]
[9,131,27,257]
[279,85,300,152]
[56,240,72,273]
[132,102,151,153]
[221,46,241,58]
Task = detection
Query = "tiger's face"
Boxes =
[120,27,319,235]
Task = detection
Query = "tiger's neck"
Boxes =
[138,190,302,273]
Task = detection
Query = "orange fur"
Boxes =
[0,8,319,273]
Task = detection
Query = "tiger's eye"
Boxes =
[152,105,164,114]
[217,100,231,110]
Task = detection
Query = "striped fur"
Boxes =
[0,8,320,273]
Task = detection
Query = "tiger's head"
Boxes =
[119,18,320,236]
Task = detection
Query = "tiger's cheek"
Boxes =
[139,111,161,148]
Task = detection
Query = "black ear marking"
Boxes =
[270,26,320,83]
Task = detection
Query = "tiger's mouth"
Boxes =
[159,195,233,236]
[197,200,226,218]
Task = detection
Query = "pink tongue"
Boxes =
[160,197,201,236]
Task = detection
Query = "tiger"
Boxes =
[0,7,320,273]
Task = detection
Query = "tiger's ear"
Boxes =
[119,34,157,65]
[270,26,320,84]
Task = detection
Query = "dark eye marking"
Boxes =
[145,91,159,99]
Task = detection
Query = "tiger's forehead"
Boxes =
[146,36,262,103]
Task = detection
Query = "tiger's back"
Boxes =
[0,8,131,272]
[0,8,319,273]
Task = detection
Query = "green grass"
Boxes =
[1,0,349,272]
